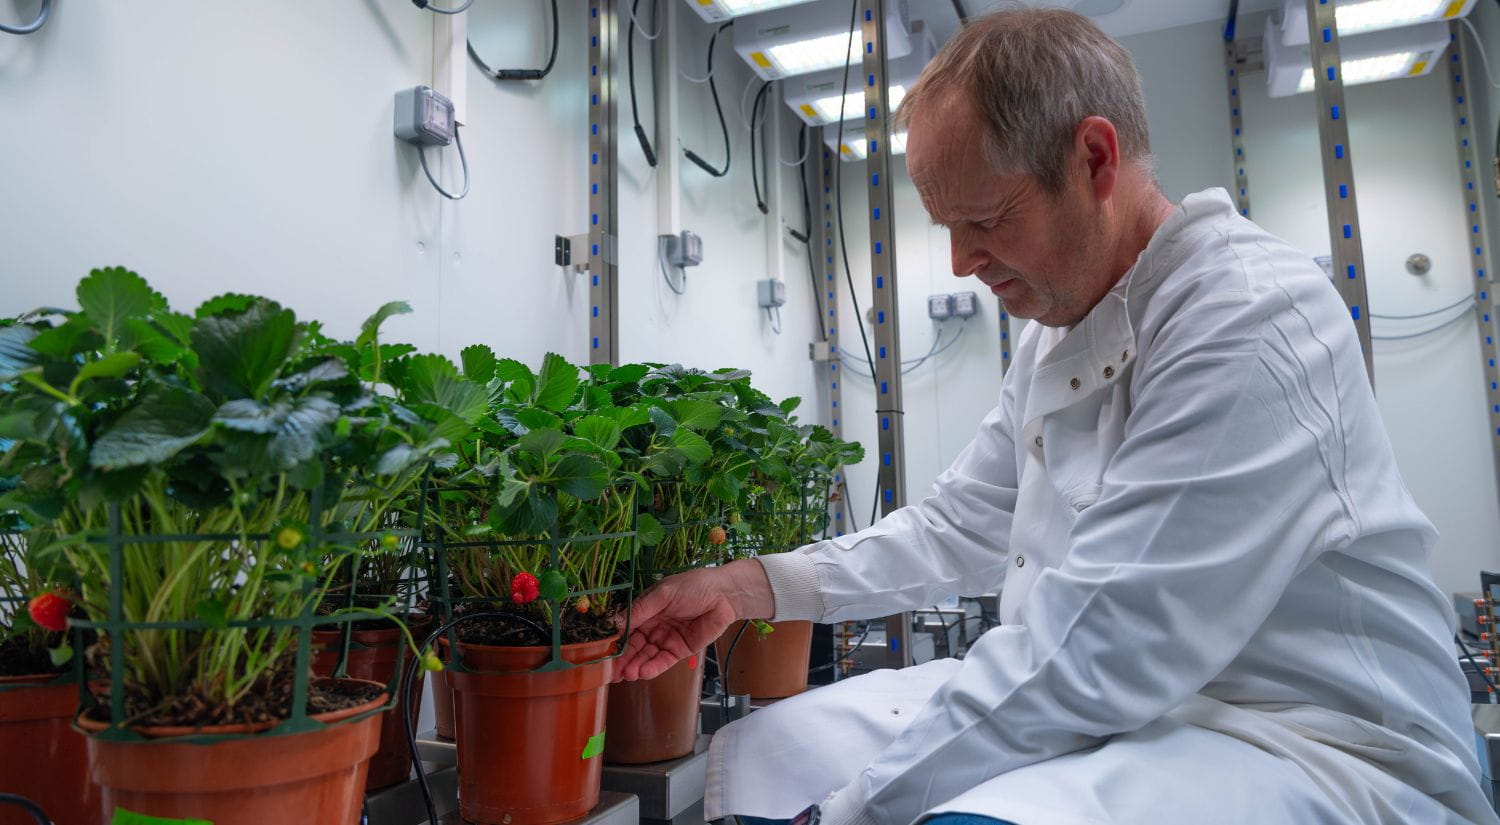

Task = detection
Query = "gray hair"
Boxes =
[897,6,1152,192]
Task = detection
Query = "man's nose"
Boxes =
[951,236,987,278]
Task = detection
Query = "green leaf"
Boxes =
[78,465,150,510]
[515,408,563,432]
[673,398,722,432]
[273,358,349,392]
[286,457,325,490]
[194,293,257,318]
[460,344,499,384]
[75,267,161,349]
[552,454,608,500]
[778,396,802,415]
[574,414,622,452]
[708,472,741,503]
[355,301,413,349]
[27,314,95,359]
[648,406,677,438]
[635,512,665,547]
[195,598,229,630]
[191,300,299,399]
[534,353,580,411]
[0,324,39,382]
[122,318,186,366]
[581,731,606,761]
[538,568,569,602]
[375,444,416,475]
[90,385,216,470]
[68,351,141,397]
[48,641,73,668]
[670,428,712,465]
[517,428,564,459]
[395,355,489,423]
[524,485,558,533]
[608,364,650,384]
[213,395,341,471]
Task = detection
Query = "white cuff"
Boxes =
[820,780,878,825]
[757,552,825,622]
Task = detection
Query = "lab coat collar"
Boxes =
[1022,188,1237,427]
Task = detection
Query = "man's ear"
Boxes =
[1075,116,1121,201]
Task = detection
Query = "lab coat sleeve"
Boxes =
[818,291,1361,825]
[759,376,1022,623]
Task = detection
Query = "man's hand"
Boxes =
[614,559,776,682]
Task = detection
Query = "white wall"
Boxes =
[1117,15,1500,598]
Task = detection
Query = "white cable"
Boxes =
[628,0,663,40]
[659,237,687,295]
[780,130,811,167]
[417,125,471,200]
[1461,17,1500,90]
[769,306,784,334]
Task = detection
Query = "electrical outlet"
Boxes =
[394,86,455,146]
[758,278,787,308]
[951,291,978,318]
[928,293,954,320]
[664,230,704,267]
[809,340,833,362]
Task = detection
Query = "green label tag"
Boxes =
[581,730,606,760]
[112,807,212,825]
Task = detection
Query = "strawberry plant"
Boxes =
[0,269,466,727]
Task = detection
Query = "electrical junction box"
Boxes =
[809,340,833,362]
[928,293,953,320]
[758,278,787,308]
[394,85,455,146]
[663,230,703,267]
[952,291,978,318]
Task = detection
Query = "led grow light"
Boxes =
[685,0,820,23]
[1264,16,1448,97]
[824,124,909,162]
[733,0,912,81]
[781,20,933,126]
[1279,0,1476,46]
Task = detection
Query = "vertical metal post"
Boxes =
[1225,39,1251,218]
[997,303,1011,375]
[1305,0,1375,387]
[589,0,620,366]
[810,135,852,538]
[1449,23,1500,496]
[862,0,911,668]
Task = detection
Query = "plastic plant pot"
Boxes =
[78,678,386,825]
[714,620,813,699]
[0,674,101,825]
[603,649,705,764]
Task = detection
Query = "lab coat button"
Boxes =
[1034,436,1043,448]
[1103,366,1115,379]
[1016,555,1025,568]
[1122,350,1130,362]
[1069,377,1081,390]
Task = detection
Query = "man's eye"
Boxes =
[976,218,1001,231]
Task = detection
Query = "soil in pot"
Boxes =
[714,620,813,699]
[80,678,386,825]
[441,619,618,825]
[0,672,102,825]
[604,649,704,765]
[312,614,432,790]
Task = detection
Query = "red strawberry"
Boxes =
[28,591,70,632]
[510,572,540,605]
[708,526,727,546]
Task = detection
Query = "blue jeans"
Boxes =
[739,816,1016,825]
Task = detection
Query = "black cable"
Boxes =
[0,0,49,35]
[949,0,968,25]
[0,793,49,825]
[629,0,659,167]
[413,0,475,13]
[405,610,551,825]
[800,126,826,342]
[466,0,559,81]
[808,621,872,674]
[832,0,879,396]
[684,22,734,177]
[1457,632,1497,697]
[718,621,750,718]
[750,81,773,214]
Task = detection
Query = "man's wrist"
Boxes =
[725,558,776,620]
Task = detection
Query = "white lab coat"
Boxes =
[707,189,1496,825]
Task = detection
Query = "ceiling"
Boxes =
[913,0,1284,46]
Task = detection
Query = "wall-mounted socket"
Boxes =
[952,291,978,318]
[758,278,787,308]
[664,230,704,267]
[928,294,954,320]
[809,340,833,362]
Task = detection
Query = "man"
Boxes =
[615,9,1496,825]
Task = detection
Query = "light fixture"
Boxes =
[824,124,909,162]
[684,0,820,23]
[781,21,933,126]
[1264,16,1449,97]
[733,0,912,81]
[1278,0,1476,46]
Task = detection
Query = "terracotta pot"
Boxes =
[441,634,617,825]
[312,616,431,790]
[0,674,100,825]
[80,678,385,825]
[714,620,813,699]
[604,649,704,764]
[431,672,456,740]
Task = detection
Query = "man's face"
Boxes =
[906,96,1114,328]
